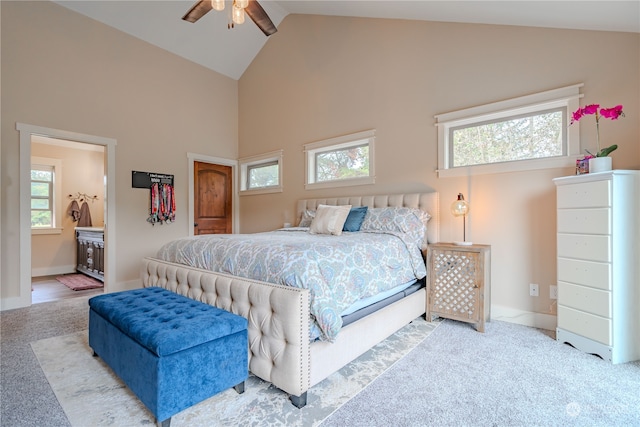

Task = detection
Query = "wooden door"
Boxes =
[194,161,232,235]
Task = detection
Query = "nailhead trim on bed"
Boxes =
[141,258,311,398]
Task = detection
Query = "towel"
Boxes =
[67,200,80,222]
[77,201,93,227]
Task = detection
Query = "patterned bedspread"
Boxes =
[156,228,426,341]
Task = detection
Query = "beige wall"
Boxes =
[31,141,105,276]
[1,1,238,302]
[238,15,640,326]
[2,4,638,325]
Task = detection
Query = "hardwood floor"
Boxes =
[31,275,103,304]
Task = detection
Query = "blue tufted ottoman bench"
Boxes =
[88,287,248,427]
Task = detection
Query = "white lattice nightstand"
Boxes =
[425,243,491,332]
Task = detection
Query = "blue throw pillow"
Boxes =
[342,206,368,232]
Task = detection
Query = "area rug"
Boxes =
[31,318,438,426]
[56,274,103,291]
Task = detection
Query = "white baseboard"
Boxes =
[1,295,31,311]
[491,304,557,331]
[32,265,76,277]
[107,278,142,293]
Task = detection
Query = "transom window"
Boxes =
[435,84,582,177]
[305,130,375,190]
[239,150,283,195]
[31,156,62,234]
[247,160,278,189]
[450,108,565,167]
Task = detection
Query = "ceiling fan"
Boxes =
[183,0,277,36]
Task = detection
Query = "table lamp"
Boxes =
[451,193,472,245]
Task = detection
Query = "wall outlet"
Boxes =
[550,285,558,300]
[529,283,539,297]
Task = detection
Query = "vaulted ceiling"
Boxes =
[54,1,640,80]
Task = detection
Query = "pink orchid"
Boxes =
[570,104,601,125]
[600,105,625,120]
[582,104,600,115]
[571,110,583,124]
[570,103,625,157]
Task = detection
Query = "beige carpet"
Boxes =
[31,318,438,426]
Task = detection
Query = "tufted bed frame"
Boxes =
[141,192,439,408]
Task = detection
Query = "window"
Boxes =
[304,130,376,190]
[31,166,53,227]
[239,150,283,195]
[435,84,582,177]
[31,157,62,234]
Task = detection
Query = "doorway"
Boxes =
[30,135,106,304]
[187,153,238,237]
[15,123,116,310]
[194,161,232,235]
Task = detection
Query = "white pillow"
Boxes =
[309,204,352,236]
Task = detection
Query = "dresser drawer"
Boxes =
[558,305,611,345]
[557,208,611,234]
[557,258,611,290]
[558,281,611,318]
[557,234,610,262]
[557,180,611,209]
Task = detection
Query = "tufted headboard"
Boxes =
[296,192,439,244]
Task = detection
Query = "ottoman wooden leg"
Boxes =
[233,381,245,394]
[157,417,171,427]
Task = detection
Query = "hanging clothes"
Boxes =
[67,200,81,222]
[77,201,93,227]
[147,183,176,225]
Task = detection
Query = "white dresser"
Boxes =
[553,170,640,364]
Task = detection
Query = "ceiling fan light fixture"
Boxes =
[210,0,225,11]
[183,0,277,36]
[232,4,245,25]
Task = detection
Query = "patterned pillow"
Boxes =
[361,207,429,248]
[415,210,432,249]
[298,209,315,227]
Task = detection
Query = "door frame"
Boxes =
[187,152,239,236]
[13,123,116,310]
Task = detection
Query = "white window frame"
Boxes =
[239,149,283,195]
[435,84,583,177]
[304,129,376,190]
[31,156,63,235]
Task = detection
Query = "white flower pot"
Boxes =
[589,157,612,173]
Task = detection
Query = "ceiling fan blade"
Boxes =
[182,0,213,23]
[245,0,277,36]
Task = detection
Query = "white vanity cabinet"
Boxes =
[553,170,640,363]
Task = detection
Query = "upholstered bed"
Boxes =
[141,192,439,407]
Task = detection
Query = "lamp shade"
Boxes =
[211,0,225,11]
[451,193,472,245]
[232,4,245,24]
[451,193,469,217]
